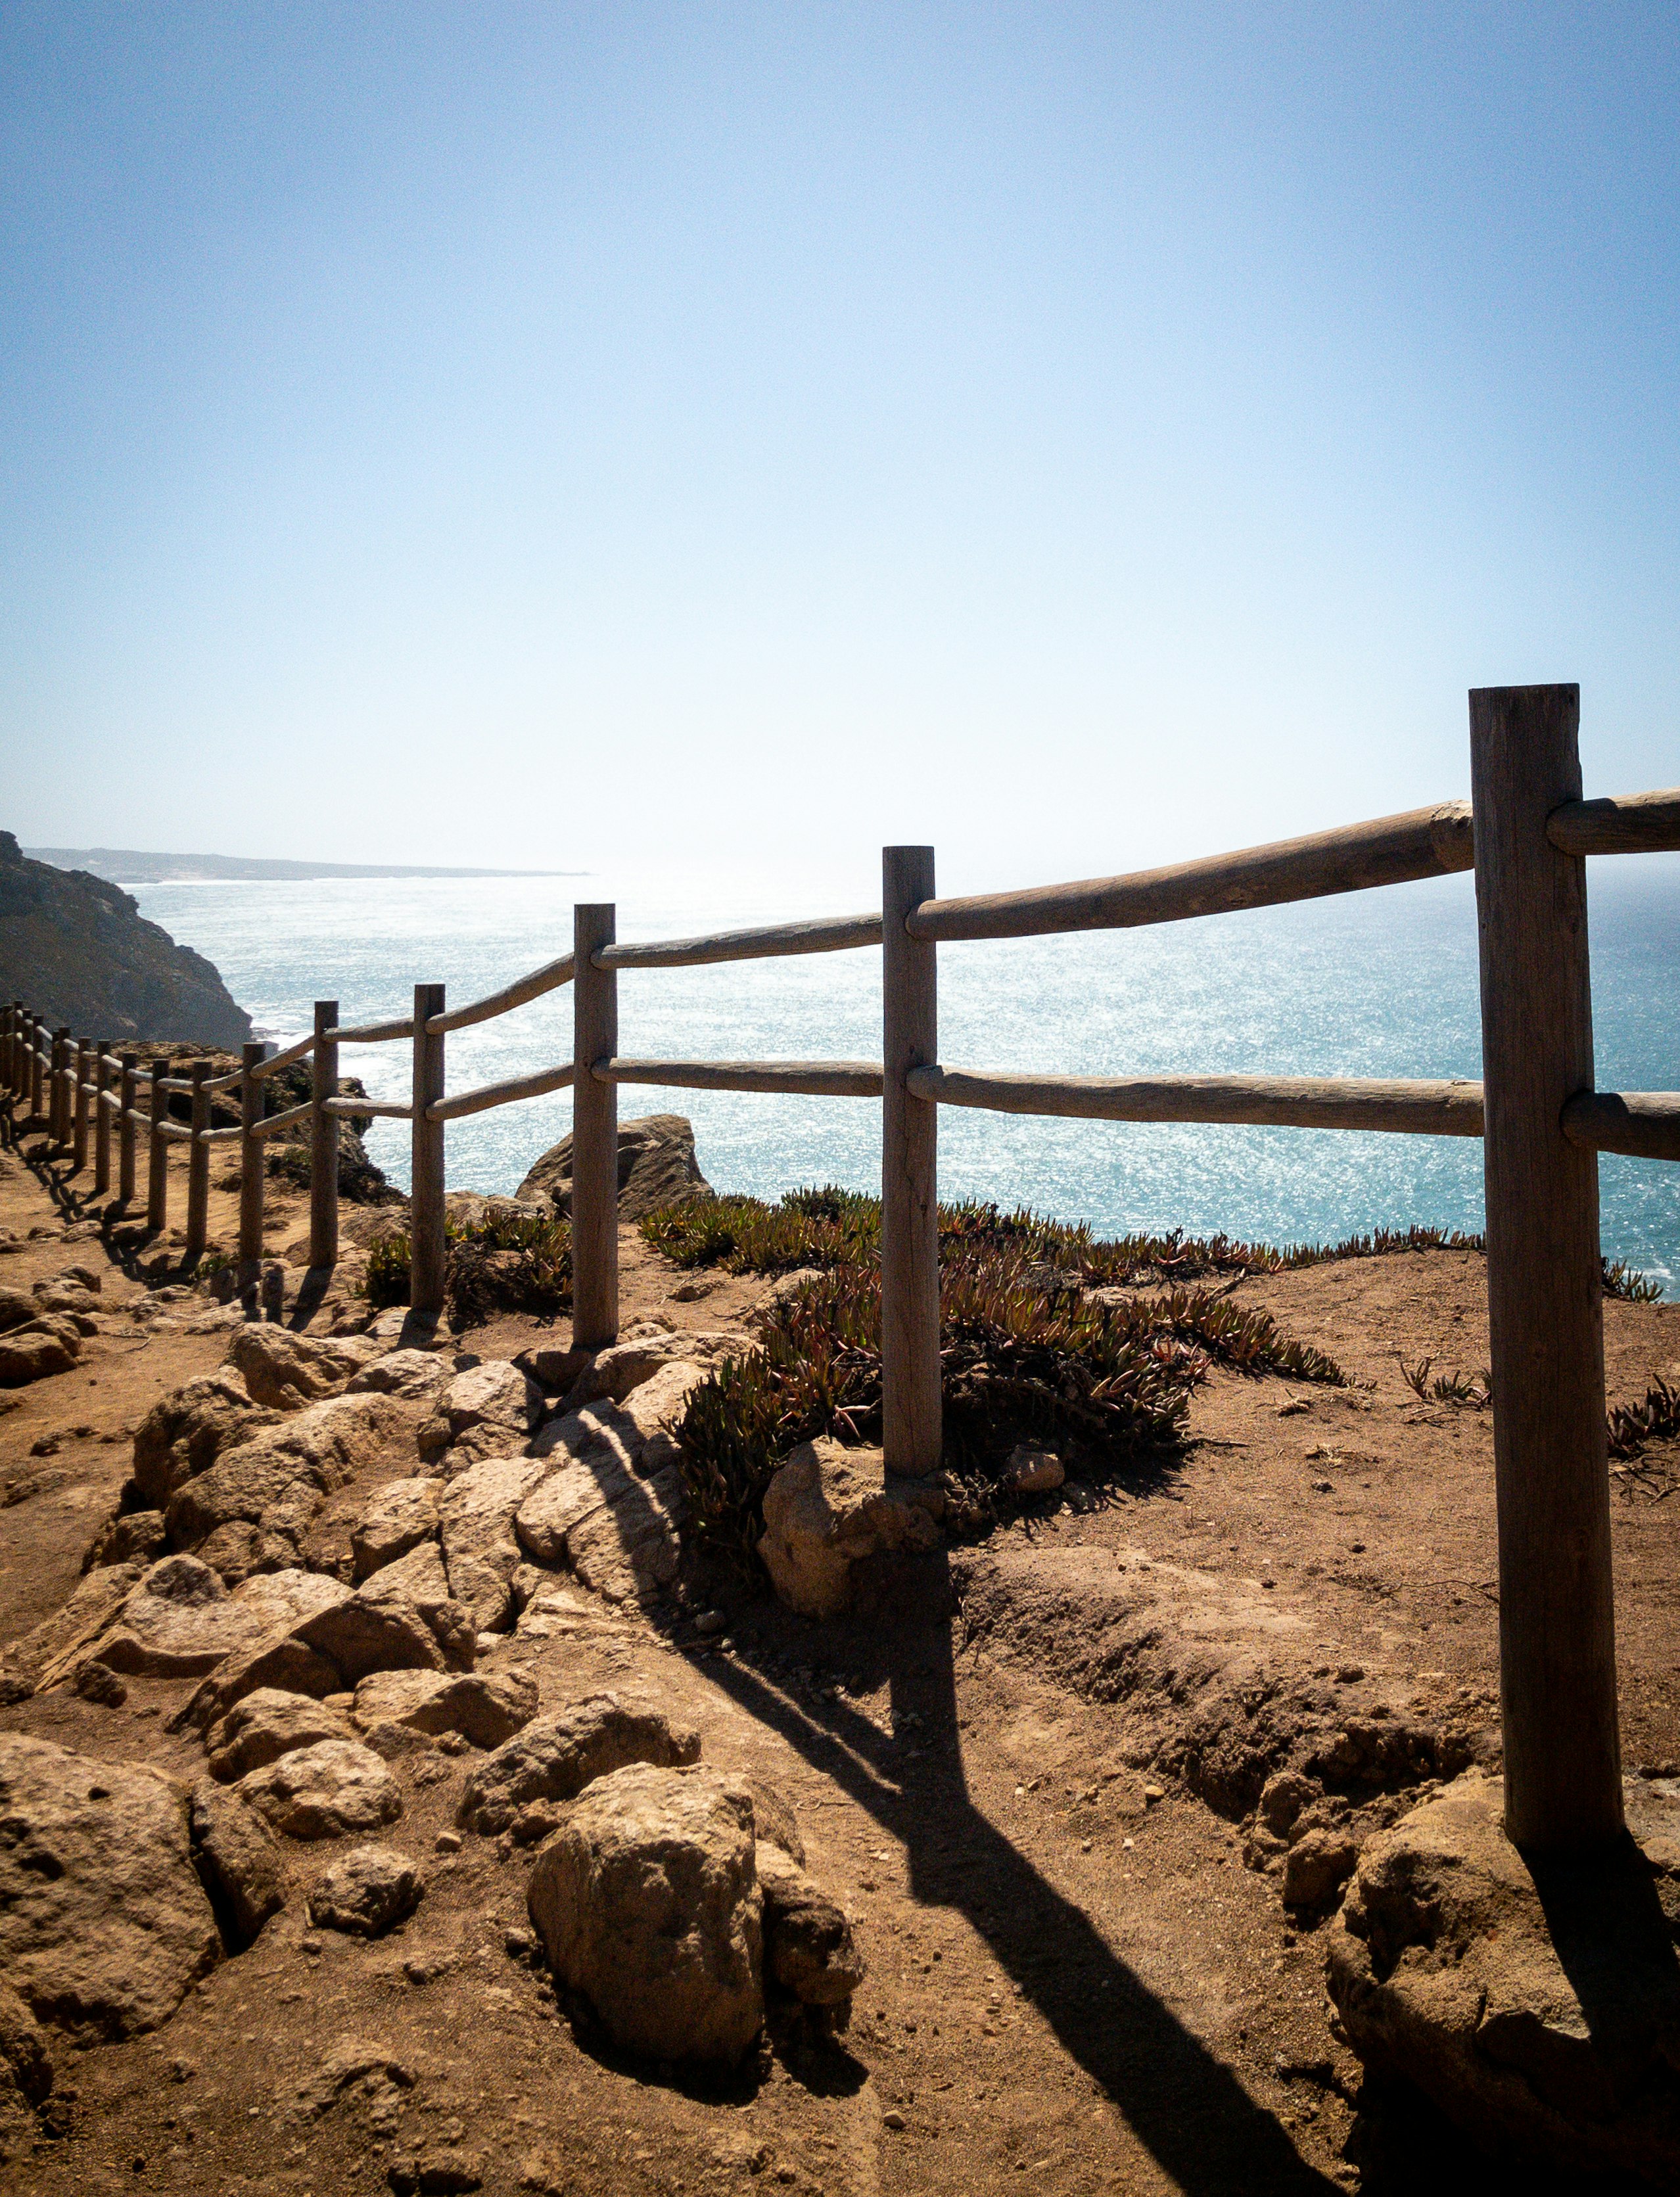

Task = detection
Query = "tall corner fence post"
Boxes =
[1470,682,1622,1851]
[93,1043,111,1195]
[409,984,447,1321]
[51,1027,70,1144]
[572,904,618,1351]
[72,1038,91,1173]
[239,1041,265,1298]
[118,1053,138,1208]
[146,1055,170,1236]
[881,845,942,1477]
[185,1058,211,1264]
[310,1000,339,1271]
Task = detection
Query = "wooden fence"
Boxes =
[5,683,1680,1855]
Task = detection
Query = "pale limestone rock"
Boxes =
[225,1327,384,1411]
[436,1456,549,1631]
[757,1439,940,1619]
[458,1693,700,1838]
[353,1667,538,1751]
[346,1349,451,1401]
[206,1688,354,1781]
[350,1476,441,1581]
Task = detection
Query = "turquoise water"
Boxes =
[133,856,1680,1290]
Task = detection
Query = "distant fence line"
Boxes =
[5,684,1679,1860]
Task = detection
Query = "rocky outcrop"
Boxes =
[526,1763,764,2064]
[0,831,250,1047]
[1327,1770,1680,2184]
[516,1114,711,1221]
[457,1694,701,1839]
[758,1439,942,1619]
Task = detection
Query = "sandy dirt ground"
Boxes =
[1,1124,1675,2197]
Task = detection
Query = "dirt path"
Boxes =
[1,1129,1673,2196]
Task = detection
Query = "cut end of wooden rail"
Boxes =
[1562,1089,1680,1163]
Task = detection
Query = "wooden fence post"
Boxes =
[1,1004,12,1098]
[410,984,446,1320]
[1471,682,1622,1850]
[572,905,618,1350]
[29,1017,44,1124]
[146,1057,170,1234]
[51,1028,70,1144]
[93,1045,111,1195]
[118,1054,139,1208]
[310,1001,339,1271]
[72,1040,91,1173]
[239,1042,265,1299]
[185,1059,211,1264]
[881,845,942,1477]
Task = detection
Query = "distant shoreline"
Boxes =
[24,846,585,885]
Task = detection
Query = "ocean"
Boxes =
[133,856,1680,1292]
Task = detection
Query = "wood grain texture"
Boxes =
[118,1054,138,1208]
[145,1058,170,1232]
[427,1061,572,1122]
[310,1001,339,1272]
[908,1065,1486,1136]
[319,1096,413,1119]
[71,1040,90,1172]
[428,952,575,1033]
[409,984,447,1320]
[246,1099,314,1141]
[239,1041,264,1289]
[1548,787,1680,856]
[1471,683,1621,1850]
[185,1059,211,1262]
[1561,1088,1680,1163]
[572,906,618,1350]
[595,1057,884,1098]
[595,914,882,971]
[907,801,1475,943]
[92,1045,111,1193]
[881,847,941,1477]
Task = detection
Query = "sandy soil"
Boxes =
[1,1126,1674,2197]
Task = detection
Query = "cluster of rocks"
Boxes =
[0,1263,109,1386]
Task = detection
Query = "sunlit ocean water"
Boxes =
[133,857,1680,1291]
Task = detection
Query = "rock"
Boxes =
[743,1778,805,1866]
[307,1844,423,1937]
[206,1688,354,1780]
[516,1395,691,1604]
[0,1981,52,2109]
[292,2037,415,2120]
[0,1733,221,2041]
[237,1738,403,1840]
[516,1113,711,1222]
[188,1778,285,1945]
[436,1456,549,1631]
[756,1843,864,2010]
[1282,1827,1360,1908]
[457,1694,701,1837]
[562,1331,698,1412]
[1005,1443,1065,1494]
[388,2150,484,2195]
[347,1349,451,1401]
[72,1659,127,1707]
[82,1506,168,1571]
[526,1762,762,2064]
[565,1465,688,1605]
[354,1668,538,1751]
[165,1391,406,1572]
[0,1288,37,1333]
[297,1542,475,1683]
[130,1372,279,1507]
[351,1477,442,1580]
[758,1440,941,1619]
[419,1362,544,1458]
[0,1323,79,1385]
[1326,1770,1680,2182]
[520,1344,589,1392]
[225,1327,384,1410]
[1,1563,143,1695]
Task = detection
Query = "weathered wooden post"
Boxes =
[881,846,942,1476]
[310,1002,338,1271]
[28,1016,45,1123]
[410,984,447,1320]
[118,1053,139,1208]
[51,1028,70,1144]
[572,905,618,1350]
[146,1057,170,1234]
[72,1039,91,1172]
[1,1004,12,1097]
[1471,683,1622,1850]
[185,1059,212,1264]
[93,1046,112,1194]
[239,1042,265,1299]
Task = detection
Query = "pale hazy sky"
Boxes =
[3,3,1677,891]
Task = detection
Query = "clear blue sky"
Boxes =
[3,3,1676,889]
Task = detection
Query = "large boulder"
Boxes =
[188,1778,286,1945]
[0,1734,221,2041]
[526,1763,762,2064]
[130,1372,279,1507]
[518,1391,693,1604]
[350,1476,442,1580]
[758,1439,941,1619]
[206,1687,355,1780]
[1327,1770,1680,2184]
[225,1328,384,1411]
[562,1330,703,1414]
[0,1320,80,1386]
[353,1668,538,1752]
[346,1349,451,1401]
[54,1563,345,1690]
[516,1113,711,1222]
[295,1542,475,1684]
[237,1739,403,1841]
[436,1456,549,1631]
[417,1362,544,1462]
[457,1694,701,1838]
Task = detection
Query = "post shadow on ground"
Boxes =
[684,1551,1340,2197]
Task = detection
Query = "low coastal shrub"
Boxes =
[362,1209,572,1322]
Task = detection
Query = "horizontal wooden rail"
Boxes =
[594,1055,886,1098]
[151,1118,193,1142]
[199,1123,244,1145]
[155,1075,195,1095]
[1562,1090,1680,1162]
[320,1096,412,1119]
[203,1066,245,1093]
[595,913,883,971]
[251,1034,315,1079]
[327,1015,414,1046]
[427,1061,574,1122]
[428,952,575,1033]
[1548,787,1680,857]
[906,802,1475,944]
[906,1064,1488,1137]
[247,1100,315,1140]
